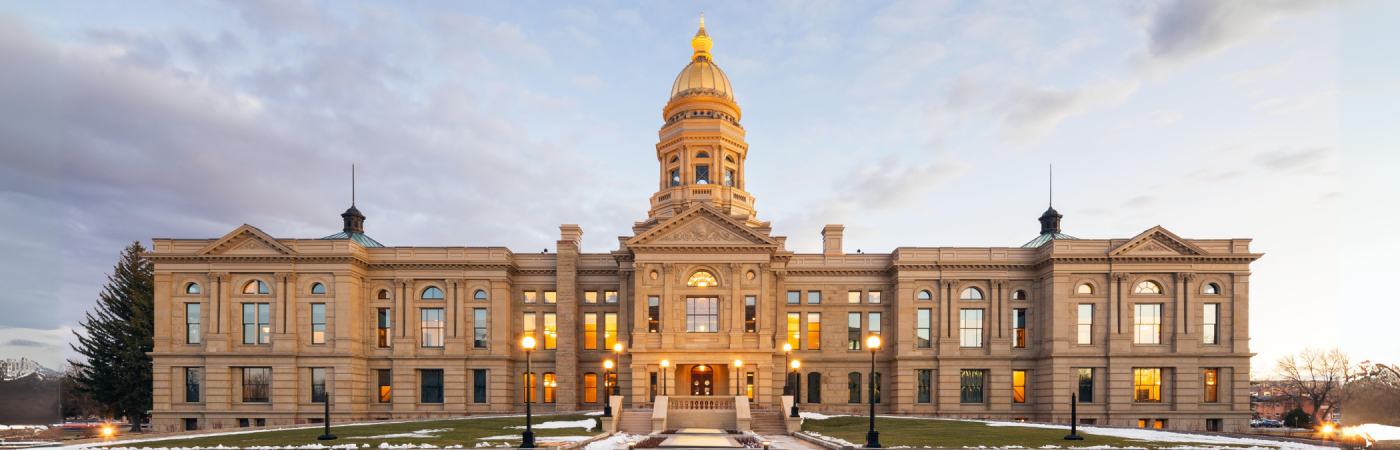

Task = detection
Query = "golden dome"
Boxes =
[669,17,734,103]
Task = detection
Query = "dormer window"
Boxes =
[695,165,710,184]
[687,271,718,287]
[671,169,681,187]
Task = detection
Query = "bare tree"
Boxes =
[1341,361,1400,426]
[1274,348,1350,424]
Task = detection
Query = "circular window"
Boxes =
[746,271,756,280]
[649,271,659,280]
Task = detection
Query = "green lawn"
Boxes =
[120,414,599,448]
[801,416,1250,449]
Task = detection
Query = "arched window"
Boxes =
[377,290,389,300]
[1077,284,1094,295]
[473,290,487,300]
[695,151,709,158]
[687,271,718,287]
[186,283,201,295]
[807,372,822,404]
[1013,290,1028,300]
[1134,281,1163,295]
[848,373,862,403]
[311,283,325,295]
[725,156,735,163]
[243,280,268,295]
[670,155,679,163]
[1204,283,1220,295]
[917,290,932,301]
[960,287,983,300]
[421,287,444,300]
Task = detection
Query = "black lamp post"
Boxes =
[522,336,537,448]
[612,343,624,397]
[782,343,792,396]
[864,335,881,448]
[602,359,615,418]
[1064,393,1083,440]
[661,360,669,396]
[316,394,336,441]
[789,359,801,418]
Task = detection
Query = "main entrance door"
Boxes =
[690,365,714,396]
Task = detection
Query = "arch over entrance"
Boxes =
[690,365,715,396]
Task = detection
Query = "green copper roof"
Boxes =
[1021,232,1078,248]
[320,231,384,248]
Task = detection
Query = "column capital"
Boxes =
[208,272,229,282]
[1111,272,1131,282]
[394,278,413,287]
[1177,272,1198,282]
[274,272,295,282]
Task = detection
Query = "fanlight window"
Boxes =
[960,287,983,300]
[377,290,389,299]
[687,271,718,287]
[1204,283,1220,295]
[695,152,709,158]
[311,283,325,295]
[186,283,200,295]
[1013,290,1027,300]
[726,156,735,163]
[422,287,444,300]
[1077,284,1094,294]
[670,155,679,163]
[917,290,932,301]
[474,290,488,300]
[1134,281,1163,295]
[243,280,269,295]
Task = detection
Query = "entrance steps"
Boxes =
[619,409,653,434]
[750,410,788,435]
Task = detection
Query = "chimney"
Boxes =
[822,225,844,255]
[559,224,583,247]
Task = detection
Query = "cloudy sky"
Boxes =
[0,0,1395,372]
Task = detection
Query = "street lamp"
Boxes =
[864,335,882,448]
[782,343,793,396]
[613,343,624,397]
[734,360,744,399]
[660,359,670,397]
[521,335,537,448]
[603,360,615,417]
[789,359,801,418]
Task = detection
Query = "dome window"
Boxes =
[696,151,709,158]
[1013,290,1028,300]
[687,271,718,287]
[725,156,735,163]
[670,155,679,163]
[474,289,488,300]
[695,165,710,184]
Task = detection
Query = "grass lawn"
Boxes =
[114,414,599,448]
[801,416,1256,449]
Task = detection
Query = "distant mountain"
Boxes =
[2,358,61,381]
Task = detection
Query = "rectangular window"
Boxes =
[1078,368,1094,403]
[1013,309,1027,348]
[650,372,658,402]
[744,296,756,333]
[917,309,932,348]
[585,291,598,304]
[473,369,487,403]
[696,165,710,183]
[421,308,444,347]
[1134,368,1163,402]
[1204,368,1219,403]
[543,312,557,349]
[960,309,984,348]
[1204,304,1220,345]
[242,367,270,402]
[725,169,735,186]
[604,313,617,350]
[917,369,932,403]
[869,312,882,339]
[847,312,862,350]
[807,291,821,304]
[868,291,882,304]
[848,373,862,403]
[377,308,391,348]
[311,367,327,403]
[605,291,618,304]
[648,296,660,333]
[746,372,755,401]
[1134,304,1162,344]
[1077,304,1093,345]
[311,304,326,345]
[1139,419,1166,429]
[807,313,821,350]
[473,308,488,348]
[786,312,801,349]
[543,373,556,403]
[585,373,598,403]
[524,373,536,403]
[787,291,800,304]
[584,312,598,350]
[960,369,985,403]
[185,303,200,344]
[185,368,200,403]
[544,291,556,304]
[1012,370,1027,403]
[523,312,536,342]
[848,291,860,304]
[523,291,536,304]
[421,370,444,403]
[242,303,270,345]
[683,298,718,333]
[606,372,618,397]
[670,169,680,187]
[378,370,391,403]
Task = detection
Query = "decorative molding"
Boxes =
[1110,226,1208,256]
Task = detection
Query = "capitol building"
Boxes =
[145,21,1258,433]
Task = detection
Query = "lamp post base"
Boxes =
[317,435,337,441]
[1063,434,1084,441]
[602,405,613,418]
[865,430,881,448]
[790,404,800,418]
[521,430,536,448]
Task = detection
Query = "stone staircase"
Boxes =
[751,410,789,435]
[618,409,653,434]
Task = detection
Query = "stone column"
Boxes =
[728,263,742,349]
[554,225,582,410]
[208,272,229,352]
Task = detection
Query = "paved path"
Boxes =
[757,434,826,450]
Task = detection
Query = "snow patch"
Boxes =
[803,431,857,447]
[583,433,647,450]
[350,428,451,439]
[505,419,594,432]
[799,412,849,420]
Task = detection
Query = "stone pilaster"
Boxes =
[554,225,582,410]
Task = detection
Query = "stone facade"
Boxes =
[144,22,1259,433]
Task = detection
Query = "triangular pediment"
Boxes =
[627,204,778,247]
[197,224,296,256]
[1111,226,1207,256]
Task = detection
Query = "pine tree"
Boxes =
[70,241,154,432]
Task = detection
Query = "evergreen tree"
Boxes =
[70,242,154,432]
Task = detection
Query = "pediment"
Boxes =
[1111,226,1207,256]
[197,224,296,256]
[627,204,777,247]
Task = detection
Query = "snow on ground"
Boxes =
[798,412,849,420]
[582,433,647,450]
[584,411,603,416]
[474,435,590,442]
[349,429,452,439]
[0,425,50,430]
[505,419,595,432]
[1352,424,1400,441]
[803,430,856,447]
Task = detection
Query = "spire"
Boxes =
[691,14,713,61]
[342,163,365,234]
[1039,164,1061,235]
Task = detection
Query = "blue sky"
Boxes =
[0,0,1394,372]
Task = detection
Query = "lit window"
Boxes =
[1013,290,1027,300]
[687,271,717,287]
[243,280,268,295]
[585,373,597,403]
[543,373,556,403]
[960,369,985,403]
[744,296,756,333]
[186,283,200,295]
[1134,304,1162,344]
[377,290,389,300]
[1204,283,1220,295]
[788,313,801,349]
[377,370,391,403]
[807,312,821,350]
[961,287,983,300]
[917,290,932,301]
[604,313,617,349]
[544,312,556,349]
[474,290,487,300]
[1013,370,1027,403]
[687,298,719,332]
[648,297,660,333]
[1204,368,1219,403]
[585,312,597,349]
[695,165,710,184]
[1134,368,1162,402]
[421,287,444,300]
[1134,281,1163,294]
[377,308,391,347]
[311,283,325,295]
[1078,284,1094,294]
[1013,309,1027,348]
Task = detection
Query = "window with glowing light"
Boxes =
[1134,368,1162,402]
[1078,284,1094,294]
[787,312,801,349]
[687,271,718,287]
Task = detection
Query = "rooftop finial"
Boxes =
[700,13,704,28]
[691,14,713,61]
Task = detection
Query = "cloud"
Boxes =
[1251,89,1336,115]
[837,155,968,210]
[997,78,1138,143]
[1132,0,1336,73]
[4,339,49,348]
[1252,147,1333,172]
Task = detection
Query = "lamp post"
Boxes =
[603,359,615,417]
[660,360,670,397]
[1064,393,1083,440]
[782,343,793,396]
[316,395,336,441]
[734,360,744,398]
[864,335,881,448]
[613,343,624,398]
[521,336,537,448]
[789,359,801,418]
